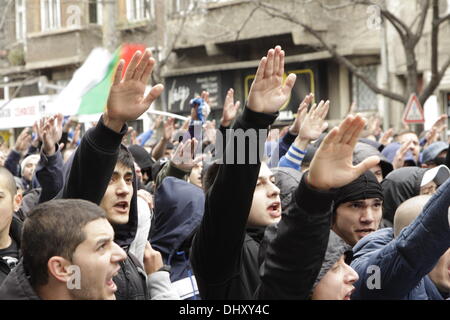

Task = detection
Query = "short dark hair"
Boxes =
[22,199,106,287]
[202,161,220,194]
[118,146,134,170]
[0,167,17,198]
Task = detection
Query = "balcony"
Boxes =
[25,26,102,70]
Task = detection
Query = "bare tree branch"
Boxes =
[420,56,450,105]
[420,0,449,105]
[0,0,14,31]
[411,0,430,47]
[437,13,450,25]
[255,0,408,103]
[235,5,259,41]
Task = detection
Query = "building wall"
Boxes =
[1,0,449,132]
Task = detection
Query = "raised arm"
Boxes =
[191,46,297,293]
[35,114,64,203]
[62,49,164,203]
[278,99,329,170]
[351,176,450,300]
[259,115,380,299]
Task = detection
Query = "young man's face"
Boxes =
[99,163,134,225]
[369,165,383,183]
[0,181,14,240]
[428,248,450,294]
[189,162,203,188]
[312,255,359,300]
[0,176,20,241]
[133,162,143,185]
[420,180,437,195]
[69,218,127,300]
[22,158,39,182]
[333,198,382,246]
[247,162,281,227]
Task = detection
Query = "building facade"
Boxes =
[1,0,450,142]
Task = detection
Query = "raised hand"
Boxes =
[307,115,380,190]
[163,117,175,142]
[152,115,163,130]
[105,49,164,132]
[14,127,32,154]
[41,114,64,156]
[31,121,41,147]
[298,100,329,141]
[392,140,413,169]
[247,46,296,114]
[171,138,203,172]
[143,242,163,275]
[432,114,448,134]
[289,93,314,135]
[379,128,394,146]
[221,88,240,127]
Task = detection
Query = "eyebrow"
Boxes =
[95,237,112,247]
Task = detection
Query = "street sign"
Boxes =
[403,94,425,123]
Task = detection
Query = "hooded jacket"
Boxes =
[151,177,204,299]
[312,231,353,291]
[350,177,450,300]
[381,167,427,225]
[256,173,335,300]
[271,167,303,212]
[353,142,393,179]
[0,261,40,300]
[190,107,278,300]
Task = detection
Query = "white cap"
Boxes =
[421,165,450,187]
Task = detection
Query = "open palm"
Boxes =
[308,115,380,190]
[298,100,329,141]
[248,46,296,114]
[105,49,164,129]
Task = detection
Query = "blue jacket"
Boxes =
[351,177,450,300]
[151,177,204,299]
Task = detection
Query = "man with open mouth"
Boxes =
[0,199,127,300]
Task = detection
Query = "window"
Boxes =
[126,0,154,22]
[40,0,61,31]
[15,0,26,41]
[352,65,379,111]
[89,0,102,24]
[172,0,196,14]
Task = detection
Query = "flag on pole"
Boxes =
[49,44,146,117]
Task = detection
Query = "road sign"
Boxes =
[403,94,424,123]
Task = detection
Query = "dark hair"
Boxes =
[0,167,17,198]
[118,146,134,170]
[202,161,220,194]
[22,199,106,287]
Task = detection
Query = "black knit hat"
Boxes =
[334,170,383,211]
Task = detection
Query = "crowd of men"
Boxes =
[0,46,448,300]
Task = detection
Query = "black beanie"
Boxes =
[334,170,383,211]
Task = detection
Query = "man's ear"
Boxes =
[13,192,22,212]
[47,257,73,284]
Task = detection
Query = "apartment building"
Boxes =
[0,0,449,140]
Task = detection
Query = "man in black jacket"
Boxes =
[0,199,127,300]
[0,167,22,286]
[60,49,178,300]
[258,114,379,299]
[190,45,381,299]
